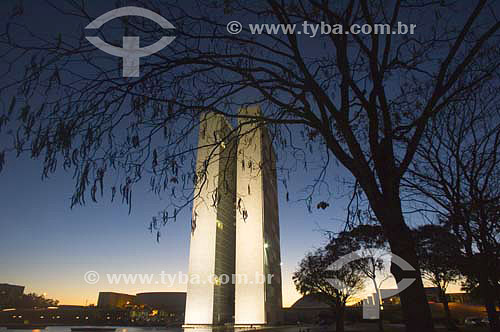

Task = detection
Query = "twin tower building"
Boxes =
[184,106,283,327]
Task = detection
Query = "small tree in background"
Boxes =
[340,225,389,331]
[414,225,462,330]
[294,236,365,332]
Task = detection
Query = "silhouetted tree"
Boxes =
[341,225,388,331]
[461,277,500,309]
[406,84,500,331]
[14,293,59,309]
[0,2,498,330]
[294,236,365,332]
[413,225,462,330]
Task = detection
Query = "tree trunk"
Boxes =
[479,264,500,332]
[440,289,457,330]
[356,162,434,331]
[378,315,384,332]
[372,278,384,331]
[376,199,434,332]
[335,305,345,332]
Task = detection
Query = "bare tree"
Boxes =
[406,86,500,331]
[413,225,462,331]
[0,1,498,330]
[336,224,388,331]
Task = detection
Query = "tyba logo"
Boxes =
[85,6,175,77]
[327,251,416,319]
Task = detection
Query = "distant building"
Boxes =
[0,306,125,326]
[446,292,477,305]
[135,292,185,312]
[97,292,135,309]
[0,283,25,308]
[380,287,469,305]
[289,294,331,310]
[283,294,363,324]
[1,292,187,327]
[134,292,186,324]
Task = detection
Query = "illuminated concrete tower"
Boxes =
[234,105,283,326]
[184,112,237,326]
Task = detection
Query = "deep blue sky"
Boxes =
[0,0,356,307]
[0,148,350,307]
[0,0,474,307]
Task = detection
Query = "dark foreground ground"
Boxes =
[250,324,489,332]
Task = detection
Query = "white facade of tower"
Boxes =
[184,107,282,327]
[234,105,282,326]
[184,113,236,326]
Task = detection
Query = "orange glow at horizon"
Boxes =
[22,273,304,308]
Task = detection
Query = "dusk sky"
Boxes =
[0,0,471,310]
[0,146,353,307]
[0,0,349,308]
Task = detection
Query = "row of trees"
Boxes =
[407,85,500,331]
[294,75,499,332]
[294,87,499,331]
[294,222,497,332]
[0,1,498,331]
[294,91,499,331]
[2,293,59,309]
